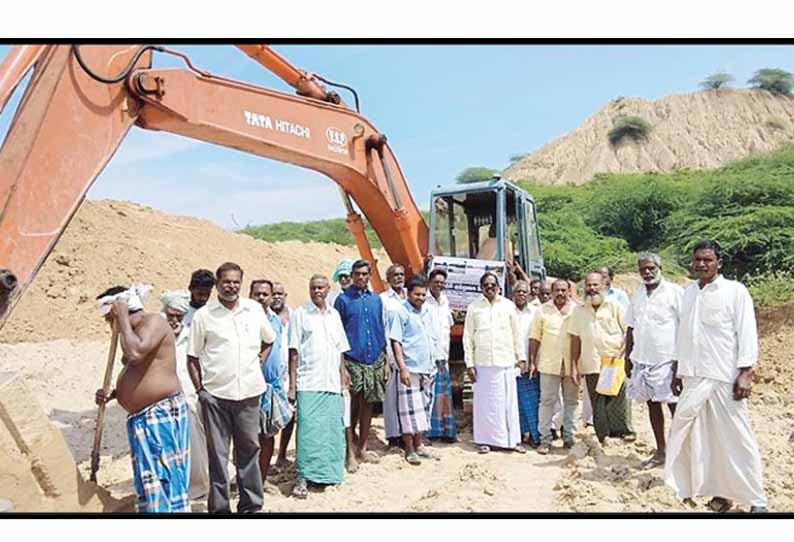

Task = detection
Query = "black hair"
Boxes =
[352,259,371,273]
[529,278,542,287]
[479,271,499,287]
[406,275,427,292]
[693,239,722,260]
[428,267,448,281]
[249,279,273,295]
[96,285,128,300]
[216,262,244,281]
[551,278,570,291]
[189,268,216,288]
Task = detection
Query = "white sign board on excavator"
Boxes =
[429,256,507,312]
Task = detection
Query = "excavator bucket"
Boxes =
[0,45,151,330]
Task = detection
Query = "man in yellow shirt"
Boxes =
[529,279,577,454]
[569,272,635,444]
[463,271,526,454]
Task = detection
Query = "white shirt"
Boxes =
[288,301,351,393]
[463,295,523,369]
[425,291,454,361]
[626,279,684,366]
[187,297,276,401]
[675,275,758,384]
[380,288,406,367]
[515,303,539,362]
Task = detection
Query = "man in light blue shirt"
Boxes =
[388,275,438,465]
[596,265,630,308]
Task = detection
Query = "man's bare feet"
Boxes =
[356,449,380,463]
[346,454,359,473]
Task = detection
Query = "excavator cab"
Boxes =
[428,178,546,299]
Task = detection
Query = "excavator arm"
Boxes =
[0,45,429,329]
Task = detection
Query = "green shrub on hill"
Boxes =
[746,271,794,308]
[607,116,652,145]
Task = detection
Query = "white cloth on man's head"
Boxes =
[97,284,152,316]
[160,289,191,314]
[664,376,766,507]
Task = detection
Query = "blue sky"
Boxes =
[2,44,793,228]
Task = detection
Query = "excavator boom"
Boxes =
[0,45,429,329]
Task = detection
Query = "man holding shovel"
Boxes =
[94,284,191,513]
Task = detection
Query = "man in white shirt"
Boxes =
[625,253,683,468]
[187,262,276,514]
[288,274,351,499]
[425,268,457,442]
[512,280,541,447]
[665,240,767,513]
[463,271,526,454]
[380,264,407,447]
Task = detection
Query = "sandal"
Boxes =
[707,496,733,513]
[477,445,491,454]
[622,433,638,443]
[536,443,551,455]
[292,479,308,500]
[512,445,527,454]
[416,446,440,461]
[405,451,422,465]
[641,454,665,469]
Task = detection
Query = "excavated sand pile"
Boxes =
[504,88,794,185]
[0,199,389,344]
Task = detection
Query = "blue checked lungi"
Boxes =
[126,392,191,513]
[260,382,293,437]
[516,373,541,443]
[428,359,457,439]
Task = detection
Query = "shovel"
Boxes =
[90,319,119,483]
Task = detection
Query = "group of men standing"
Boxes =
[463,240,767,513]
[94,237,768,513]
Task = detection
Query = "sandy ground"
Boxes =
[1,321,791,513]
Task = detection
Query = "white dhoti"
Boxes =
[664,376,767,507]
[627,360,678,403]
[473,365,521,449]
[383,365,400,439]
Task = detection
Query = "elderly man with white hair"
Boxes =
[624,253,683,469]
[161,289,210,504]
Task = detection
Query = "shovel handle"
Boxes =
[90,320,120,482]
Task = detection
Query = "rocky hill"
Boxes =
[503,88,794,185]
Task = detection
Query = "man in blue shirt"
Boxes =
[389,275,438,465]
[334,260,387,463]
[596,265,630,308]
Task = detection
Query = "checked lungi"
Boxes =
[397,372,434,435]
[260,382,293,437]
[516,373,541,443]
[429,360,457,440]
[126,392,191,513]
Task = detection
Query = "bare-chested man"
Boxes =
[94,285,190,513]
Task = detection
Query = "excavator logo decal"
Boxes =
[243,110,311,139]
[326,127,349,156]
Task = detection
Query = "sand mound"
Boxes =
[504,88,794,185]
[0,199,388,343]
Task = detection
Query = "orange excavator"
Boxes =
[0,44,546,392]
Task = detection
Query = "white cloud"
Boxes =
[111,131,203,166]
